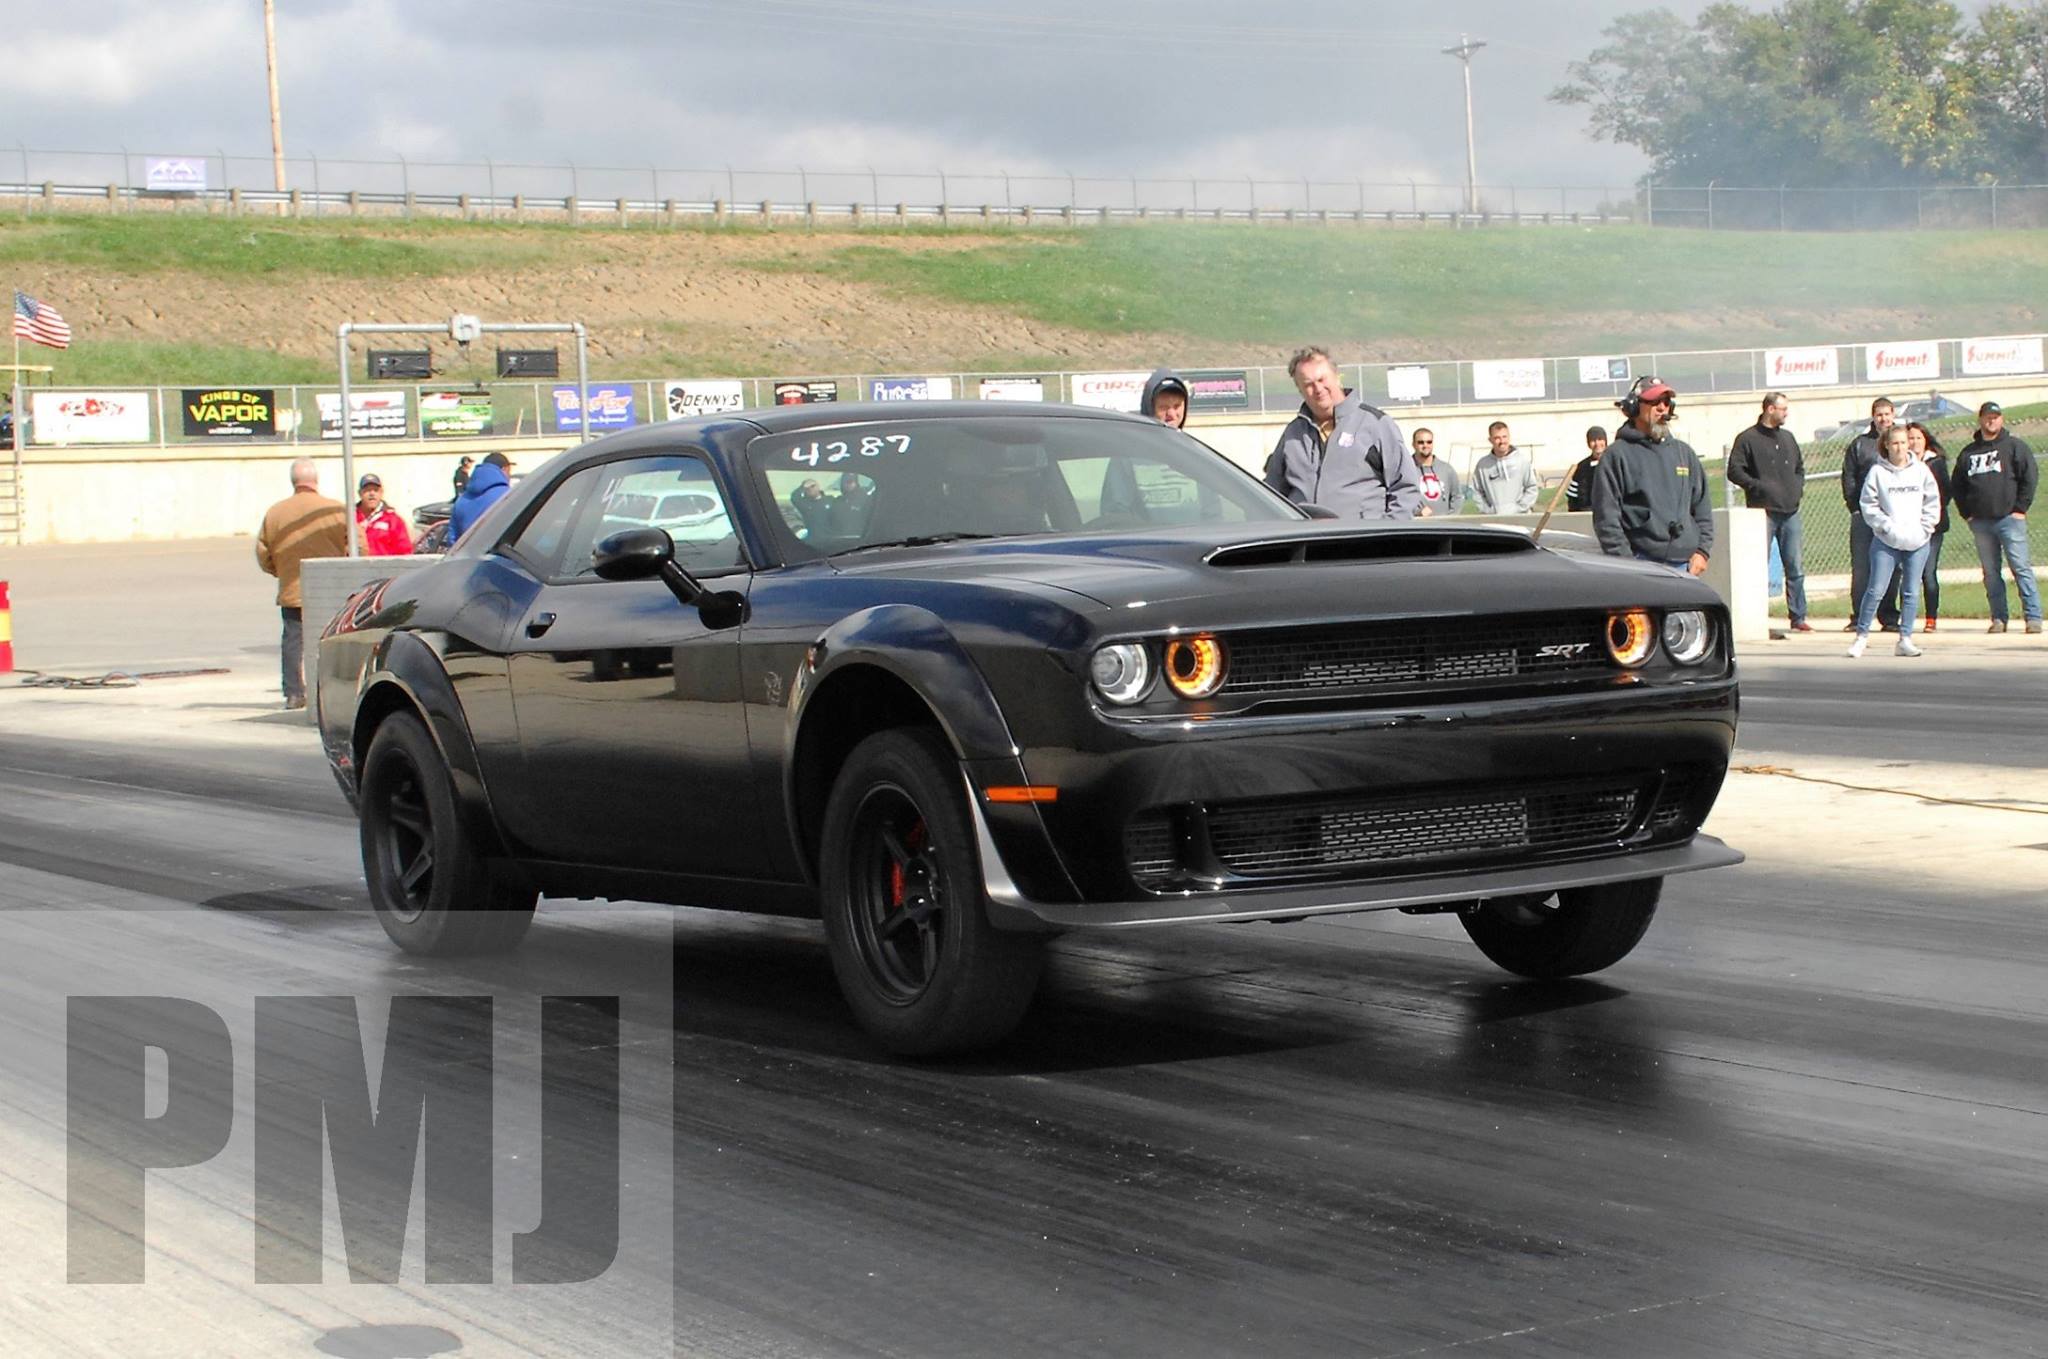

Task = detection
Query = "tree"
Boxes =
[1966,4,2048,181]
[1552,0,1980,185]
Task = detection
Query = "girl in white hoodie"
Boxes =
[1849,426,1941,658]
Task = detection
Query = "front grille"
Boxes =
[1126,778,1645,886]
[1223,614,1612,696]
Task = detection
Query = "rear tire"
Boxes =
[359,711,537,956]
[1459,877,1661,978]
[820,728,1044,1056]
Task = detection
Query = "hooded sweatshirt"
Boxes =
[1415,456,1461,514]
[1140,368,1191,425]
[448,460,512,543]
[1859,455,1940,551]
[1590,423,1715,563]
[1727,421,1805,513]
[1263,391,1420,520]
[1465,446,1541,515]
[1951,428,2039,523]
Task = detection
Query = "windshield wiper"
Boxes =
[829,533,1007,557]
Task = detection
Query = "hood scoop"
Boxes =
[1206,530,1535,568]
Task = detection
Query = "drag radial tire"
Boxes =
[1458,877,1662,979]
[358,711,537,956]
[819,728,1045,1056]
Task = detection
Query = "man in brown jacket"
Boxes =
[256,458,351,709]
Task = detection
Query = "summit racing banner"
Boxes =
[317,391,410,440]
[181,388,276,438]
[1863,341,1939,383]
[1961,336,2044,377]
[32,391,152,444]
[1764,346,1840,387]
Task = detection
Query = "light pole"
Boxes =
[1442,34,1486,215]
[263,0,287,196]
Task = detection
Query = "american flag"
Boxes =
[13,291,72,349]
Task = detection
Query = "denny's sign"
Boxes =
[182,388,277,438]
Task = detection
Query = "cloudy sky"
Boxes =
[2,0,1869,206]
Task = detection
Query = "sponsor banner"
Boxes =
[1386,365,1431,403]
[664,379,746,419]
[1863,340,1940,383]
[1472,358,1546,402]
[1578,356,1630,384]
[1068,371,1149,411]
[1764,346,1840,386]
[145,156,207,193]
[774,380,838,405]
[31,391,152,445]
[978,377,1045,402]
[552,383,638,432]
[181,387,275,438]
[317,391,410,440]
[420,391,495,438]
[1961,335,2044,377]
[1186,370,1250,411]
[869,376,954,402]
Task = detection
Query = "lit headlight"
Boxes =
[1090,643,1153,704]
[1662,610,1713,665]
[1605,609,1655,668]
[1163,635,1227,698]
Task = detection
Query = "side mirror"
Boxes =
[1299,503,1341,521]
[592,528,746,631]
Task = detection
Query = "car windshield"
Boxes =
[745,415,1301,561]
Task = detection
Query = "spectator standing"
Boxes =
[354,474,414,557]
[1840,397,1900,632]
[1726,391,1811,631]
[1952,400,2042,633]
[1263,347,1420,520]
[1411,427,1461,517]
[1903,423,1951,631]
[1847,427,1939,658]
[1466,421,1541,514]
[453,455,474,495]
[255,458,351,710]
[448,451,515,543]
[1590,378,1713,574]
[1141,370,1190,428]
[1564,425,1608,512]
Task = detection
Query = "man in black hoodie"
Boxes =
[1591,379,1713,573]
[1952,400,2041,633]
[1727,391,1810,630]
[1839,397,1900,630]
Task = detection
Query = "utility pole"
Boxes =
[263,0,288,197]
[1442,34,1486,215]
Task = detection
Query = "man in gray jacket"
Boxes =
[1466,421,1542,514]
[1263,347,1419,520]
[1592,378,1714,574]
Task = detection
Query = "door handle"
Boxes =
[527,611,557,638]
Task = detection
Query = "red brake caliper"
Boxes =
[888,821,928,912]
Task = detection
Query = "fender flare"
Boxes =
[787,604,1019,768]
[352,632,518,863]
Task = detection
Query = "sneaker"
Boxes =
[1846,634,1868,658]
[1843,622,1860,632]
[1790,620,1814,633]
[1924,618,1937,632]
[1989,621,2009,634]
[2029,621,2044,634]
[1878,621,1899,633]
[284,696,307,711]
[1895,638,1923,657]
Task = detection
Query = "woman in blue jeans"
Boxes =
[1904,422,1951,630]
[1848,427,1940,659]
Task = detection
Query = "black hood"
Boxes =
[1140,368,1190,422]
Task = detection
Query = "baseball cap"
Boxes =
[483,451,513,469]
[358,473,382,489]
[1979,400,2002,416]
[1637,381,1676,403]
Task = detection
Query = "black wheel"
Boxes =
[359,711,537,956]
[1458,877,1662,979]
[819,728,1045,1056]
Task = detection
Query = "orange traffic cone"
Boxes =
[0,581,11,674]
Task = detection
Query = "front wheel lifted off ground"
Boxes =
[1459,877,1662,978]
[358,710,537,956]
[820,727,1045,1056]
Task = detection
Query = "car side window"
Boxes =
[556,455,743,581]
[502,465,604,578]
[1058,454,1248,527]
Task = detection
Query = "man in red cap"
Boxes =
[353,473,413,556]
[1590,377,1713,575]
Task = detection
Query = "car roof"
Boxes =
[729,399,1149,436]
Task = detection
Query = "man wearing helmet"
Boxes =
[1590,378,1713,576]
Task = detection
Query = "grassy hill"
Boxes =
[6,211,2048,384]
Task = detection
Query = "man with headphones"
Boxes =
[1590,377,1713,575]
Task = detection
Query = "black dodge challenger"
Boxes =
[318,402,1741,1054]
